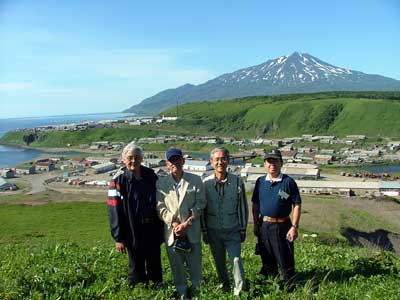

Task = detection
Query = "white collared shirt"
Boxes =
[265,173,283,182]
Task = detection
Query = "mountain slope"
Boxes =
[160,93,400,137]
[125,52,400,114]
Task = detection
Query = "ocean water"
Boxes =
[0,145,44,168]
[0,112,135,168]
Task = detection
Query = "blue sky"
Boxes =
[0,0,399,118]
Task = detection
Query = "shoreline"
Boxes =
[0,143,113,169]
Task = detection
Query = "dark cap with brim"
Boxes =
[166,147,183,161]
[264,149,283,161]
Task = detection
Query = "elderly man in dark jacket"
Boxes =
[108,142,164,287]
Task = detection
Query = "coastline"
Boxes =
[0,143,113,169]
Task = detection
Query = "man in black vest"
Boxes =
[251,149,301,288]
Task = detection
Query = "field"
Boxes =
[1,191,400,300]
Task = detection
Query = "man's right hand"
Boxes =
[115,242,126,253]
[253,224,260,237]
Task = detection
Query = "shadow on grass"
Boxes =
[341,227,400,255]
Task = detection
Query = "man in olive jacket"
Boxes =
[202,147,248,297]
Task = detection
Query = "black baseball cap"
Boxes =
[264,149,283,161]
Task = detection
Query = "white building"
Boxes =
[92,162,116,174]
[183,160,212,172]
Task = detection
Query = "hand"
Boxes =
[202,232,209,244]
[253,224,260,237]
[115,242,126,253]
[174,223,187,237]
[240,231,246,243]
[286,226,298,242]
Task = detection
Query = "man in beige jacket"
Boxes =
[157,147,206,300]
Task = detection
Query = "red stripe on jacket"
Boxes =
[108,199,118,206]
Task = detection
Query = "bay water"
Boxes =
[0,112,135,168]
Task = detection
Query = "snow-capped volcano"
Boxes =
[125,52,400,114]
[217,52,354,86]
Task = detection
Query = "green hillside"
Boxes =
[1,92,400,148]
[162,93,400,138]
[0,127,165,148]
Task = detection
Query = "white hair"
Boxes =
[121,142,144,160]
[210,146,230,160]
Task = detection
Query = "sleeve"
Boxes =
[148,171,158,214]
[289,178,302,204]
[200,179,208,233]
[238,177,249,233]
[251,177,261,204]
[107,178,123,242]
[195,176,206,214]
[156,179,176,226]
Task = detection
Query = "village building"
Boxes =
[346,135,366,141]
[241,166,265,178]
[186,170,209,179]
[223,137,233,144]
[1,169,16,178]
[314,135,336,143]
[296,152,315,162]
[379,181,400,197]
[387,142,400,151]
[91,162,116,174]
[280,144,294,152]
[251,138,265,145]
[320,149,336,155]
[15,166,36,175]
[35,159,56,172]
[314,154,333,165]
[296,180,380,196]
[285,163,318,169]
[0,177,17,191]
[281,167,320,180]
[281,150,297,162]
[143,159,166,168]
[183,160,212,172]
[382,153,400,161]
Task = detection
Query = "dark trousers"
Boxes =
[127,223,162,285]
[259,221,295,281]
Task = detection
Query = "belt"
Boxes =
[263,216,290,223]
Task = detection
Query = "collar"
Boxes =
[265,173,283,182]
[213,173,229,186]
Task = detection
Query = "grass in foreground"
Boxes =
[0,200,399,299]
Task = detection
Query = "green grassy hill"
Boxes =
[162,92,400,138]
[0,127,165,148]
[1,92,400,148]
